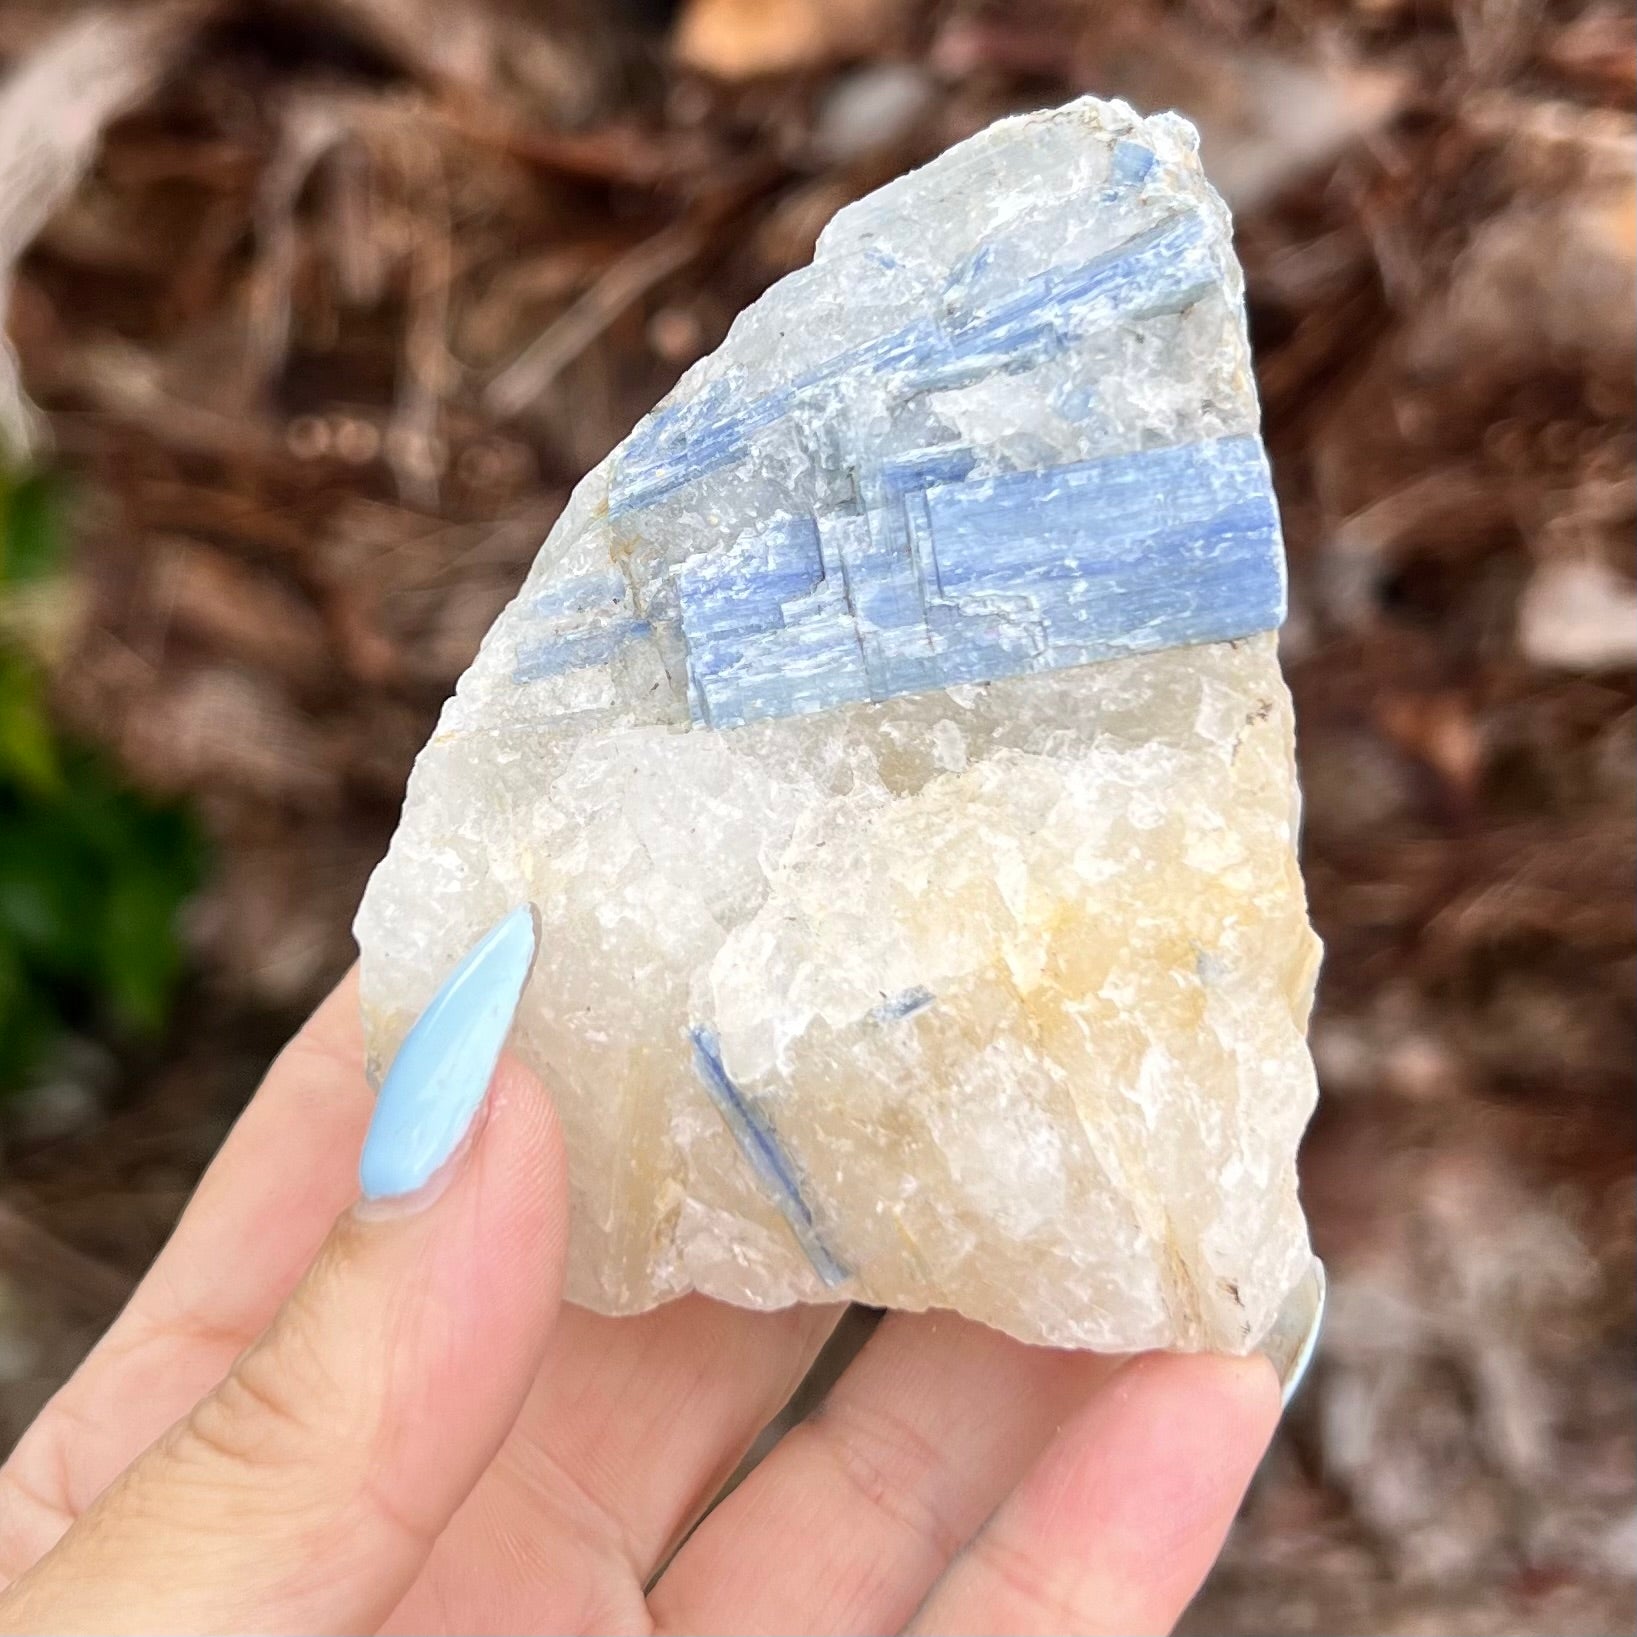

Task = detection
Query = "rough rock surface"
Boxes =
[356,95,1322,1353]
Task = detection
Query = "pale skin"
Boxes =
[0,972,1278,1635]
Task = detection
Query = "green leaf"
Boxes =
[0,653,62,794]
[0,464,200,1092]
[0,472,67,586]
[0,940,59,1088]
[0,805,98,973]
[100,864,189,1033]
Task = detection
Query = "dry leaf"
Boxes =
[675,0,899,79]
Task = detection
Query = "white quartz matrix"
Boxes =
[356,95,1323,1353]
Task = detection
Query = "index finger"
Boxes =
[131,968,374,1341]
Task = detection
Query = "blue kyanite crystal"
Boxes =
[509,151,1284,734]
[606,208,1218,518]
[668,434,1281,729]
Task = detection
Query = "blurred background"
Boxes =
[0,0,1631,1629]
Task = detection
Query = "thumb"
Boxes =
[0,907,567,1637]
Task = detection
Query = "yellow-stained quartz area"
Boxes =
[359,634,1320,1352]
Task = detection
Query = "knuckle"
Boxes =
[356,1467,440,1559]
[178,1269,356,1483]
[810,1397,968,1565]
[965,1527,1092,1632]
[0,1457,76,1582]
[166,1280,428,1559]
[183,1342,317,1476]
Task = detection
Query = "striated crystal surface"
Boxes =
[355,95,1323,1353]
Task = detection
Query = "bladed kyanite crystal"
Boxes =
[355,95,1323,1353]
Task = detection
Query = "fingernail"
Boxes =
[359,905,539,1201]
[1261,1256,1326,1409]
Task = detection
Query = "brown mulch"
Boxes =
[0,2,1631,1631]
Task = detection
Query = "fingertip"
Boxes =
[1104,1348,1280,1490]
[906,1346,1284,1635]
[1069,1351,1279,1604]
[463,1052,572,1272]
[484,1052,566,1171]
[1123,1347,1281,1437]
[1025,1352,1278,1603]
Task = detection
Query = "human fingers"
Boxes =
[385,1296,840,1634]
[0,972,375,1572]
[3,957,842,1627]
[648,1311,1126,1636]
[907,1352,1279,1637]
[0,907,568,1636]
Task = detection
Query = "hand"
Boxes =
[0,909,1279,1635]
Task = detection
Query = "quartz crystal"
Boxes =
[355,95,1323,1353]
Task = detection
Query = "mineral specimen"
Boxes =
[355,95,1323,1354]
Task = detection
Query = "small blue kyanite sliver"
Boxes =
[688,1026,851,1288]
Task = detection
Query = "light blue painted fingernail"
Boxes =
[359,905,539,1201]
[1261,1257,1327,1409]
